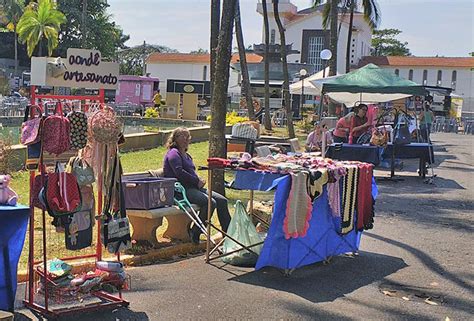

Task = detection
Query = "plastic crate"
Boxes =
[122,177,177,210]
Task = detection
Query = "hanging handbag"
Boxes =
[65,185,95,250]
[20,105,44,145]
[356,132,372,145]
[32,172,48,210]
[394,117,411,145]
[100,154,131,254]
[44,163,82,217]
[68,156,95,186]
[89,105,122,144]
[67,106,88,150]
[370,127,389,147]
[43,102,71,155]
[26,141,42,171]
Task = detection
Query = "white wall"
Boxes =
[146,63,210,96]
[382,66,474,112]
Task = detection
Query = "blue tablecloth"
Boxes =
[233,170,378,270]
[327,143,434,165]
[0,204,29,311]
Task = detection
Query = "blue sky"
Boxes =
[108,0,473,57]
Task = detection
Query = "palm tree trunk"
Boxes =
[209,0,236,195]
[14,30,18,77]
[210,0,220,98]
[329,0,338,76]
[261,0,272,130]
[234,1,255,120]
[345,0,355,73]
[273,0,295,138]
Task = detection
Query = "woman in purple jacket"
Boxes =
[163,127,231,244]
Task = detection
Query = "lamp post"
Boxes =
[320,49,332,78]
[299,68,307,117]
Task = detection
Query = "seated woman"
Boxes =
[351,104,371,144]
[333,112,353,143]
[305,122,333,152]
[163,127,231,244]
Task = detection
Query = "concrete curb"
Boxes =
[17,242,206,283]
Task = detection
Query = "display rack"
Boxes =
[23,86,129,318]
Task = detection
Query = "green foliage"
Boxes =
[295,117,314,134]
[0,133,17,175]
[372,28,411,56]
[117,43,178,76]
[206,111,249,125]
[16,0,66,56]
[0,0,25,29]
[190,48,209,54]
[55,0,128,59]
[0,76,10,95]
[144,107,159,118]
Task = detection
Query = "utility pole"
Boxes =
[142,41,147,76]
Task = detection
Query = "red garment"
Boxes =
[356,163,374,231]
[207,158,230,168]
[351,115,368,139]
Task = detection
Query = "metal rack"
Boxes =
[23,87,129,318]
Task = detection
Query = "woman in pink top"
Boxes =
[333,112,353,143]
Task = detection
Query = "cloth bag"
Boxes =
[68,156,95,186]
[370,127,389,147]
[67,108,88,150]
[89,105,122,144]
[222,200,264,267]
[42,102,71,155]
[65,185,95,250]
[20,105,43,145]
[100,154,131,254]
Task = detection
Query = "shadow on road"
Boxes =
[226,251,407,303]
[14,308,149,321]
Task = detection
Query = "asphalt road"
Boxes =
[14,133,474,320]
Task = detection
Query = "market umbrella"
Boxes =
[314,63,427,107]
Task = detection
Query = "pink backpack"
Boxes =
[43,102,71,155]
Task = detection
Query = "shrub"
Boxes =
[144,107,159,118]
[0,134,17,175]
[296,117,314,133]
[207,111,249,125]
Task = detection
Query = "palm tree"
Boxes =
[273,0,295,138]
[210,0,220,98]
[209,0,236,194]
[234,0,255,120]
[344,0,380,72]
[1,0,25,76]
[261,0,272,130]
[16,0,66,56]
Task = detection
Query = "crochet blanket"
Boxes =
[283,172,313,239]
[341,165,359,234]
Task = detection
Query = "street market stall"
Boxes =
[204,153,377,274]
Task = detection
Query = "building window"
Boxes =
[437,70,442,86]
[203,65,207,81]
[394,69,399,76]
[451,70,457,90]
[423,70,428,85]
[408,69,413,81]
[307,36,325,70]
[270,29,276,44]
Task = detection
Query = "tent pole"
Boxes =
[318,90,324,120]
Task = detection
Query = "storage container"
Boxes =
[122,177,177,209]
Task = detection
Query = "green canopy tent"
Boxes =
[314,63,427,108]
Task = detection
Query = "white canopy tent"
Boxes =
[323,92,414,107]
[289,67,336,95]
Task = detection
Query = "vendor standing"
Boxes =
[351,104,370,144]
[163,127,231,244]
[333,112,353,143]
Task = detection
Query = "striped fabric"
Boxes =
[283,172,313,239]
[341,165,359,234]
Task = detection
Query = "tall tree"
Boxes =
[17,0,66,56]
[209,0,220,99]
[344,0,380,72]
[261,0,272,130]
[116,44,178,76]
[313,0,338,76]
[372,28,411,56]
[273,0,295,138]
[234,0,254,120]
[0,0,25,76]
[209,0,236,194]
[56,0,129,59]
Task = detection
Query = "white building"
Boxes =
[145,53,262,97]
[359,56,474,113]
[257,0,373,73]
